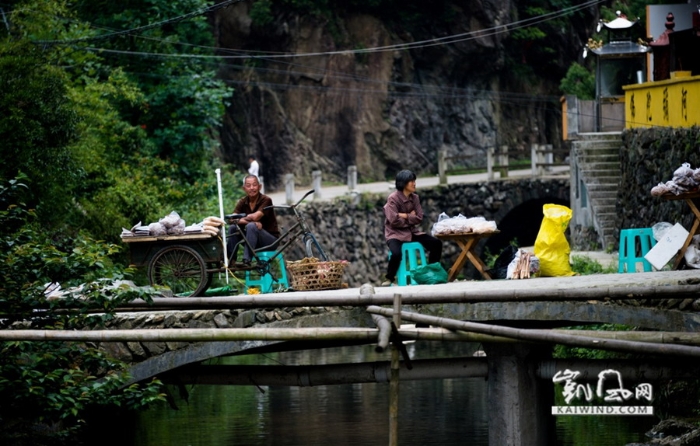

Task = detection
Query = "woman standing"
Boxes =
[382,170,442,286]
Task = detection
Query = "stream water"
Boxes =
[117,342,656,445]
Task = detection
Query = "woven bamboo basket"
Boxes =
[286,258,347,291]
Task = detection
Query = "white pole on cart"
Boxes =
[215,169,229,283]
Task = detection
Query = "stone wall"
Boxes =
[278,178,570,287]
[618,127,700,234]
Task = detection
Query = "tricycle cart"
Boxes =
[122,233,224,296]
[122,190,330,296]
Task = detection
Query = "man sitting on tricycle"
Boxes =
[227,175,280,265]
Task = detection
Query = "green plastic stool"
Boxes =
[246,251,289,293]
[618,228,656,273]
[388,242,427,286]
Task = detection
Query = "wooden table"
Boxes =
[660,190,700,269]
[436,231,499,281]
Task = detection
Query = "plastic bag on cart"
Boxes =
[160,211,185,235]
[148,222,166,236]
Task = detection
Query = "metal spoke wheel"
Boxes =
[148,245,208,297]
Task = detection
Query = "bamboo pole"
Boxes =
[389,293,401,446]
[109,282,700,310]
[371,314,391,352]
[366,306,700,358]
[0,327,381,342]
[2,327,700,345]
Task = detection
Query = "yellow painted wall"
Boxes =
[624,74,700,128]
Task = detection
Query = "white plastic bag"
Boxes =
[148,222,167,236]
[506,250,541,279]
[651,222,673,242]
[684,235,700,269]
[431,213,497,235]
[673,162,693,179]
[160,211,185,235]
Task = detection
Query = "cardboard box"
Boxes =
[644,223,689,270]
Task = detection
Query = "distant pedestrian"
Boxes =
[382,169,442,286]
[248,156,259,177]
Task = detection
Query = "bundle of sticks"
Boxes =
[511,251,532,279]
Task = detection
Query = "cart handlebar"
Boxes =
[225,213,246,221]
[264,189,315,211]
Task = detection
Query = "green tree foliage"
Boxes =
[71,0,233,181]
[250,0,457,33]
[503,0,594,82]
[0,1,238,439]
[560,62,596,99]
[1,0,240,244]
[0,177,165,445]
[0,40,80,222]
[553,324,636,360]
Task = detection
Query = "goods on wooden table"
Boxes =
[431,213,497,235]
[286,257,347,291]
[650,162,700,196]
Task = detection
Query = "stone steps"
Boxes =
[571,132,623,249]
[577,154,619,163]
[586,185,618,194]
[580,162,621,172]
[584,177,621,186]
[595,205,617,214]
[588,190,618,200]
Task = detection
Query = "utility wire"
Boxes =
[35,0,244,44]
[35,0,603,58]
[30,0,600,98]
[71,0,604,60]
[120,68,563,114]
[31,0,590,114]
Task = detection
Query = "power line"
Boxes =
[35,0,244,44]
[30,0,601,102]
[121,68,562,110]
[69,0,603,60]
[86,45,562,105]
[36,0,604,58]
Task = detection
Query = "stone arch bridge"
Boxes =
[9,270,699,446]
[94,270,700,389]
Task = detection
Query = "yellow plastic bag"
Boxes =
[534,204,575,277]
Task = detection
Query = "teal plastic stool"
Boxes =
[388,242,427,286]
[246,251,289,293]
[618,228,656,273]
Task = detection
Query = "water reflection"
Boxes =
[130,341,654,445]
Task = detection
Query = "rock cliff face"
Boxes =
[212,1,598,190]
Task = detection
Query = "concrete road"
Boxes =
[266,166,570,205]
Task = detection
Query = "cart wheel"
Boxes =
[148,245,208,297]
